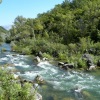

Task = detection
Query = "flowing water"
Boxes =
[0,43,100,100]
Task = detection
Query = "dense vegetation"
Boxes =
[0,26,8,43]
[0,67,38,100]
[0,26,7,33]
[6,0,100,69]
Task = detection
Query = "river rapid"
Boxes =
[0,43,100,100]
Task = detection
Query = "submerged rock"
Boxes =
[82,91,94,100]
[46,96,54,100]
[3,63,15,67]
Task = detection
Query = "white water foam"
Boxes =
[0,57,8,62]
[5,54,32,69]
[3,52,100,95]
[37,61,58,73]
[37,61,51,66]
[15,62,30,68]
[19,71,39,80]
[34,61,100,91]
[6,54,13,58]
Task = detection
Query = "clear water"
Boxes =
[0,43,100,100]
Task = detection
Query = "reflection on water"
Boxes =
[0,43,100,100]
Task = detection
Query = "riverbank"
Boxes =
[1,43,100,100]
[1,42,100,72]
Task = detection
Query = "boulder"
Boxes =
[62,64,69,70]
[34,56,41,63]
[58,62,74,70]
[82,53,93,61]
[88,65,96,71]
[88,48,96,54]
[58,62,64,67]
[35,93,42,100]
[64,63,74,69]
[36,51,43,58]
[86,59,93,69]
[34,75,45,84]
[30,86,42,100]
[33,83,39,89]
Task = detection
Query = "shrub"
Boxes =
[42,53,53,59]
[68,43,77,54]
[22,47,32,55]
[79,37,93,53]
[77,59,87,69]
[58,52,67,60]
[0,68,36,100]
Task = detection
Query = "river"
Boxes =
[0,43,100,100]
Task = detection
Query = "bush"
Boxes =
[42,53,53,59]
[22,47,32,55]
[0,68,36,100]
[79,37,93,53]
[58,52,67,60]
[77,59,87,69]
[68,43,77,54]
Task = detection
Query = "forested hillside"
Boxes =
[0,26,7,33]
[0,26,8,43]
[7,0,100,69]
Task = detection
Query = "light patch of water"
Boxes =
[37,61,58,73]
[18,71,38,80]
[0,57,8,61]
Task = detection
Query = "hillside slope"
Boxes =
[0,26,8,42]
[0,26,8,33]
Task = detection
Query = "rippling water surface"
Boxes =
[0,43,100,100]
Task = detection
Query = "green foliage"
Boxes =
[58,52,67,60]
[0,26,8,43]
[42,53,52,59]
[0,36,3,43]
[0,26,7,33]
[43,30,49,39]
[79,37,93,53]
[8,0,100,44]
[6,0,100,69]
[22,47,32,55]
[68,43,77,54]
[0,68,36,100]
[77,59,87,69]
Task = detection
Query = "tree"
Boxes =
[14,16,26,26]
